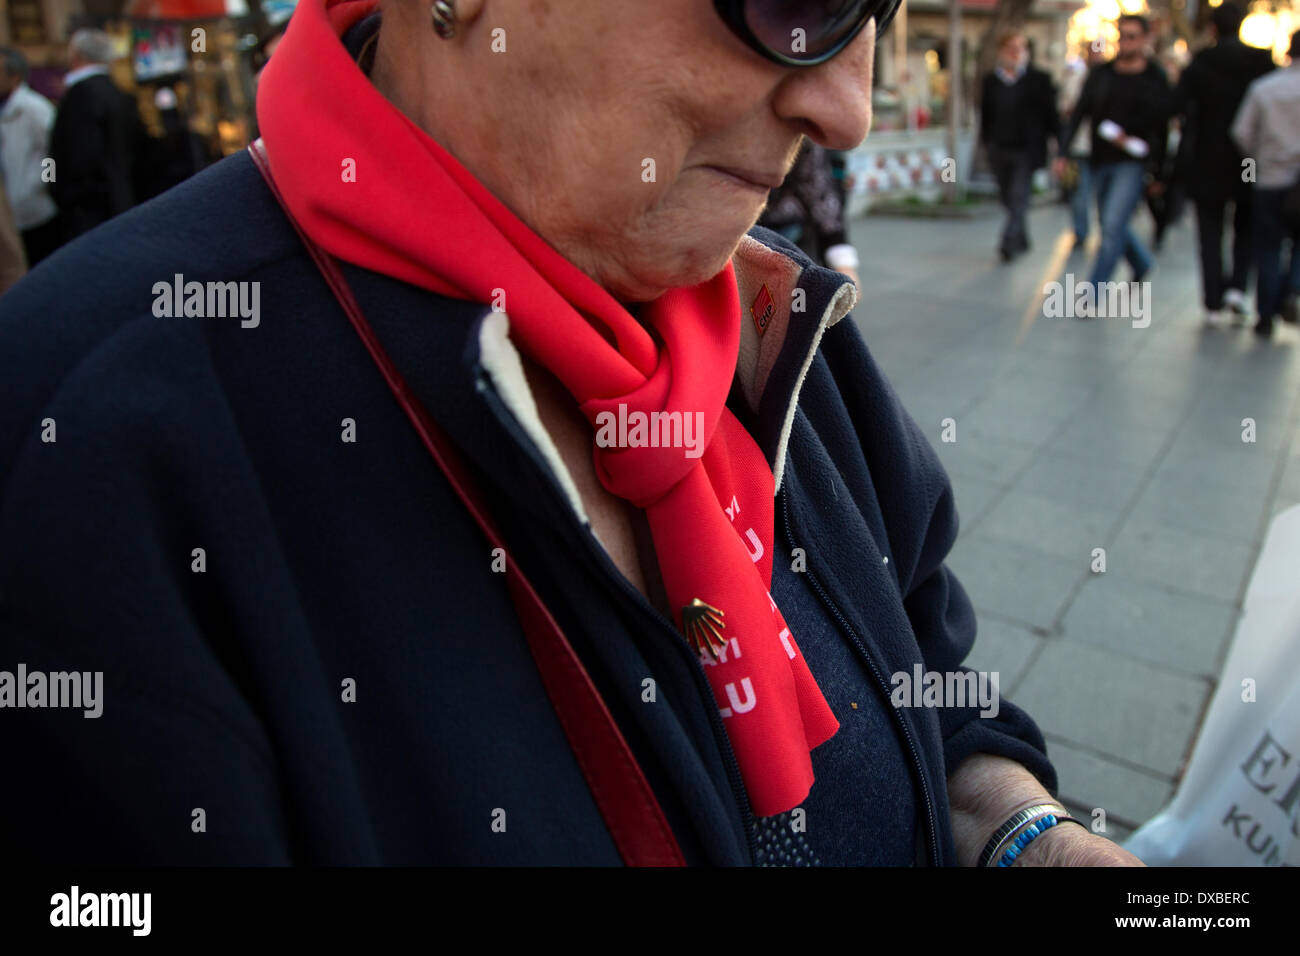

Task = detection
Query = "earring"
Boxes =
[431,0,456,39]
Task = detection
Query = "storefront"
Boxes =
[2,0,294,156]
[871,0,1086,134]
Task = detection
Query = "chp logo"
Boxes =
[751,283,774,336]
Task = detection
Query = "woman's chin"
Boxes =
[630,231,752,300]
[607,248,739,303]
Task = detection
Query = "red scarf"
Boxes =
[257,0,838,817]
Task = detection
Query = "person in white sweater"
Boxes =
[1232,30,1300,336]
[0,47,58,266]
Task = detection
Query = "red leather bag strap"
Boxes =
[248,140,685,867]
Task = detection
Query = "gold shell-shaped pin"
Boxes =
[682,598,727,660]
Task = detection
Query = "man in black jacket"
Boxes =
[1058,15,1173,296]
[980,30,1060,261]
[1173,2,1274,327]
[48,29,146,242]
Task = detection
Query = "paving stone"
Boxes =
[980,490,1121,562]
[1151,436,1278,499]
[933,427,1038,485]
[947,474,1005,533]
[1048,416,1171,472]
[1045,738,1175,827]
[1109,519,1257,604]
[1013,639,1210,777]
[959,397,1077,446]
[962,615,1042,691]
[1060,574,1238,679]
[1124,473,1273,545]
[1174,407,1293,454]
[1009,451,1147,513]
[946,532,1084,631]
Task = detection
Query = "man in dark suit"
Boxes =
[49,29,146,242]
[1173,2,1274,327]
[980,30,1060,261]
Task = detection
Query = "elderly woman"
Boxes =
[0,0,1140,867]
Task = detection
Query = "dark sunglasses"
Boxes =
[713,0,900,67]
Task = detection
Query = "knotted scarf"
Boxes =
[257,0,838,816]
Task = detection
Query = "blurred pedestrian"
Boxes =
[1232,30,1300,338]
[980,30,1060,261]
[49,29,147,242]
[0,47,59,267]
[1147,77,1187,255]
[758,138,860,285]
[137,87,213,200]
[1173,2,1273,328]
[1282,242,1300,324]
[1060,44,1105,250]
[0,173,27,294]
[1058,15,1173,301]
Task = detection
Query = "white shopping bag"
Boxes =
[1124,504,1300,866]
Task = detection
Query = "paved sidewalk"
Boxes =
[847,202,1300,841]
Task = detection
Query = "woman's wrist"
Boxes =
[1005,818,1076,866]
[947,752,1060,867]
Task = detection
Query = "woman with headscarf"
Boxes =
[0,0,1140,867]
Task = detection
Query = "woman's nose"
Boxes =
[769,19,876,151]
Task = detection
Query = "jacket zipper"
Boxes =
[779,488,943,867]
[476,376,760,866]
[585,538,761,866]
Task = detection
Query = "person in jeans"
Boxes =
[1173,2,1273,327]
[980,30,1059,261]
[1059,43,1106,250]
[1232,30,1300,338]
[1058,15,1173,306]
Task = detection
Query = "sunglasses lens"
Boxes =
[744,0,889,62]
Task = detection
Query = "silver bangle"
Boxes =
[978,802,1083,867]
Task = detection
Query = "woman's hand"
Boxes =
[1010,823,1146,866]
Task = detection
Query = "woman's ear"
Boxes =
[449,0,488,26]
[382,0,488,31]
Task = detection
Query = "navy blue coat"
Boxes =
[0,148,1058,865]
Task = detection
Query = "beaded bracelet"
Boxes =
[978,802,1088,867]
[995,813,1060,867]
